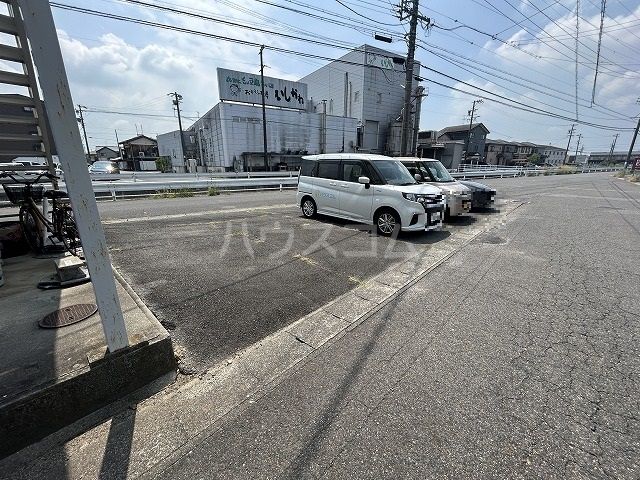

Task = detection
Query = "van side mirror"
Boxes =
[414,173,422,182]
[358,176,370,189]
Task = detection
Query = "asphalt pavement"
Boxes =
[100,189,475,371]
[146,173,639,478]
[3,172,638,479]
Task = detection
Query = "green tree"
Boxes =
[156,156,172,173]
[527,153,543,165]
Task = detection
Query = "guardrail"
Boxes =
[451,166,620,179]
[1,165,623,203]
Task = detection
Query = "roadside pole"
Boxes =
[399,0,419,156]
[563,124,575,165]
[169,92,187,172]
[626,115,639,172]
[259,46,269,171]
[17,0,129,352]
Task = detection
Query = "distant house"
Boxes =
[438,123,489,164]
[118,135,158,171]
[94,146,119,161]
[485,139,517,165]
[587,150,640,164]
[539,145,565,165]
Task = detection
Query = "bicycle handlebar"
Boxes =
[0,171,59,184]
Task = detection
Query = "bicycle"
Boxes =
[1,171,82,257]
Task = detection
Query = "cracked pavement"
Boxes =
[2,173,637,479]
[148,174,639,479]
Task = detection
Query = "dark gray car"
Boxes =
[457,180,496,209]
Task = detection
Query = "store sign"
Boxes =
[366,52,396,70]
[217,68,307,110]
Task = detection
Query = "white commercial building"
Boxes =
[300,44,420,155]
[191,102,357,172]
[159,45,415,172]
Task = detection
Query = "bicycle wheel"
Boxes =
[19,205,44,253]
[56,206,83,258]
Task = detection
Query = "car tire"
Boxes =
[375,209,400,236]
[301,197,317,218]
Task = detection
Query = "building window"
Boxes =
[377,93,382,104]
[354,91,360,103]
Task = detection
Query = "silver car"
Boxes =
[400,158,471,217]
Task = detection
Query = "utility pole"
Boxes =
[626,116,640,172]
[607,133,618,163]
[399,0,419,156]
[75,104,90,161]
[168,92,188,172]
[574,133,582,164]
[114,129,122,160]
[563,124,575,165]
[321,99,327,153]
[464,99,482,163]
[259,45,269,171]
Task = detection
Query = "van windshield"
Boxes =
[373,160,417,186]
[420,161,454,182]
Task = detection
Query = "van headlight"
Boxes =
[402,192,422,202]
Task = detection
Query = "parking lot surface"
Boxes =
[148,173,639,479]
[3,172,637,479]
[101,190,477,371]
[98,174,628,372]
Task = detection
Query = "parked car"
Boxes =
[297,154,445,235]
[89,160,119,174]
[457,180,497,209]
[399,158,472,217]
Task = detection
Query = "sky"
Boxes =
[5,0,640,154]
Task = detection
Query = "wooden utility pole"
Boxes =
[259,45,269,171]
[563,124,575,165]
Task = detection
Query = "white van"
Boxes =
[296,154,445,235]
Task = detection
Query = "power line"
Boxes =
[420,67,635,131]
[335,0,399,26]
[52,2,634,132]
[418,42,633,123]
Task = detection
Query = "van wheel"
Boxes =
[375,209,400,236]
[301,197,317,218]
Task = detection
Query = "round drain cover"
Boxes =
[39,303,98,329]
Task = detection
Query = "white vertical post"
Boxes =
[18,0,128,352]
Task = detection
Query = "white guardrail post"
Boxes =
[19,0,129,352]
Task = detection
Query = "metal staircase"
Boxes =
[0,0,56,182]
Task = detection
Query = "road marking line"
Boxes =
[102,203,294,224]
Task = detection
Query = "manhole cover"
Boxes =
[39,303,97,329]
[481,235,507,245]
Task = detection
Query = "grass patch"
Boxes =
[614,171,627,178]
[629,174,640,183]
[157,188,195,198]
[556,166,577,175]
[208,186,220,196]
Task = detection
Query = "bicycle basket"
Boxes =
[2,184,45,205]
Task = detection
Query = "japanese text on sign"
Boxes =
[217,68,307,110]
